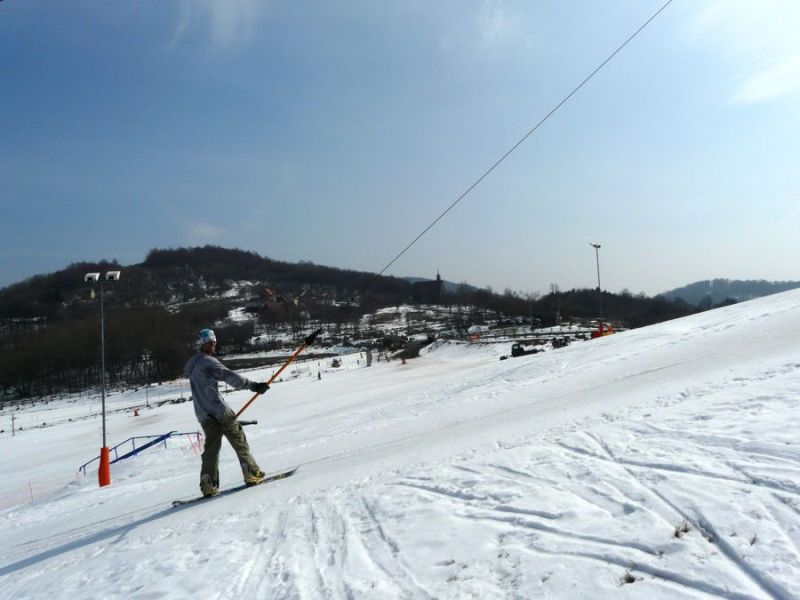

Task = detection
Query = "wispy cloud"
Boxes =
[441,0,538,62]
[187,223,224,244]
[475,0,524,56]
[688,0,800,105]
[733,56,800,105]
[777,201,800,226]
[170,0,264,49]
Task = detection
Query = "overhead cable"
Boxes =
[367,0,674,288]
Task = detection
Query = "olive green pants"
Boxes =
[200,409,261,487]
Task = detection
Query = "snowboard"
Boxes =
[172,467,297,508]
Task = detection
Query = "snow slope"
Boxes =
[1,290,800,599]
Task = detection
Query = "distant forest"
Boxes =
[0,245,739,400]
[661,279,800,307]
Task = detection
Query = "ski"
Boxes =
[172,467,298,508]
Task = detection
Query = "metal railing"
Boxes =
[79,431,202,475]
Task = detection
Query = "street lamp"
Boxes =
[590,243,603,322]
[142,351,151,409]
[85,270,121,487]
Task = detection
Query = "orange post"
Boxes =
[98,446,111,487]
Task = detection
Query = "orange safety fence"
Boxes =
[0,473,81,511]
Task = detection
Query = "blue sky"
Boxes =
[2,1,798,295]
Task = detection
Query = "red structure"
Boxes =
[98,447,111,487]
[591,323,615,339]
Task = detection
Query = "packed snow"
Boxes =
[1,290,800,599]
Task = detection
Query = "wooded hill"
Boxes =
[0,246,412,321]
[0,245,708,400]
[661,278,800,307]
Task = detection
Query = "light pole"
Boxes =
[590,243,603,323]
[85,270,121,487]
[142,351,151,408]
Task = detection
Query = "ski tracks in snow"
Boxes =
[234,364,800,599]
[227,490,437,599]
[218,362,800,599]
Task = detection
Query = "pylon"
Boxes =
[98,447,111,487]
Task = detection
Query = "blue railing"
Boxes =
[79,431,202,475]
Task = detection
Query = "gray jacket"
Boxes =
[185,352,254,423]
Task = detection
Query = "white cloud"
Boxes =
[187,223,224,244]
[733,56,800,104]
[171,0,264,49]
[441,0,538,63]
[688,0,800,105]
[476,0,523,56]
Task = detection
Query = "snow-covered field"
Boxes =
[1,290,799,599]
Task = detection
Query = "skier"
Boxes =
[185,328,270,497]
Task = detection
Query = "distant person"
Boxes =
[185,328,270,497]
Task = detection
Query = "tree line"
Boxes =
[0,245,728,402]
[660,278,800,306]
[439,285,703,329]
[0,286,709,401]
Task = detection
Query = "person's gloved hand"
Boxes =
[250,381,269,394]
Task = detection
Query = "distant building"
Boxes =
[411,272,444,304]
